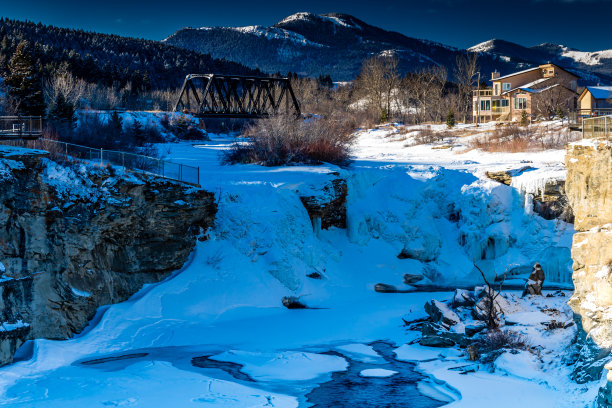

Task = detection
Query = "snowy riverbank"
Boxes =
[0,121,599,407]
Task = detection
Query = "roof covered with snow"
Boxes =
[585,86,612,99]
[502,77,552,95]
[521,83,564,94]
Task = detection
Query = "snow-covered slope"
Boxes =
[163,12,517,81]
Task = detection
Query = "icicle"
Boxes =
[312,217,322,238]
[524,193,534,216]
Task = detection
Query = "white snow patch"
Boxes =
[335,343,383,363]
[359,368,398,377]
[210,350,348,382]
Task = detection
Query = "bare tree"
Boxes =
[474,263,507,329]
[455,52,479,123]
[401,66,447,123]
[355,55,400,121]
[44,66,87,108]
[531,85,574,120]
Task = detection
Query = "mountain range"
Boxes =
[164,12,612,85]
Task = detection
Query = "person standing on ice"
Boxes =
[522,262,545,297]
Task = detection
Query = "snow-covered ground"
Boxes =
[0,121,600,407]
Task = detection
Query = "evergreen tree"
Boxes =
[48,93,75,125]
[380,108,388,123]
[109,110,123,134]
[446,109,456,128]
[131,119,144,145]
[556,106,565,120]
[5,40,45,116]
[142,71,151,92]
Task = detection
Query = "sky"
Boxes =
[1,0,611,51]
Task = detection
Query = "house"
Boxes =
[577,86,612,115]
[473,63,579,123]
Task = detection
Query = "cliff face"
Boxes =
[564,140,612,406]
[0,146,216,365]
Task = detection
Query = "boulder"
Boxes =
[472,291,509,327]
[282,296,307,309]
[485,166,533,186]
[465,323,487,336]
[299,176,347,230]
[424,300,460,327]
[420,335,456,348]
[420,322,469,347]
[452,289,476,307]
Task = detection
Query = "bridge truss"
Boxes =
[174,74,300,119]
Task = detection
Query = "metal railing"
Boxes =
[569,109,612,127]
[582,115,612,140]
[22,139,200,186]
[0,116,43,139]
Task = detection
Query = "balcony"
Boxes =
[473,89,492,97]
[0,116,43,139]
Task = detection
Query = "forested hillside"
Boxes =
[0,18,260,91]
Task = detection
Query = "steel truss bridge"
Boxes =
[174,74,300,119]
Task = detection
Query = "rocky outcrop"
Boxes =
[0,146,216,365]
[486,166,573,223]
[299,174,347,230]
[565,140,612,405]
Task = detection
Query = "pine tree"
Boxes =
[380,108,389,123]
[556,106,565,120]
[109,110,123,133]
[142,71,151,92]
[48,93,75,126]
[5,40,45,116]
[446,109,456,128]
[131,119,144,145]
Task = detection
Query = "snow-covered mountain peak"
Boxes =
[467,39,498,53]
[276,12,316,25]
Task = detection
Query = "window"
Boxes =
[494,83,500,95]
[501,99,509,107]
[502,83,511,91]
[515,97,527,110]
[480,100,490,111]
[570,81,577,91]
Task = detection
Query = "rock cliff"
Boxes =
[564,139,612,406]
[0,146,216,365]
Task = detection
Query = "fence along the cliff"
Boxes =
[28,139,200,186]
[582,116,612,140]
